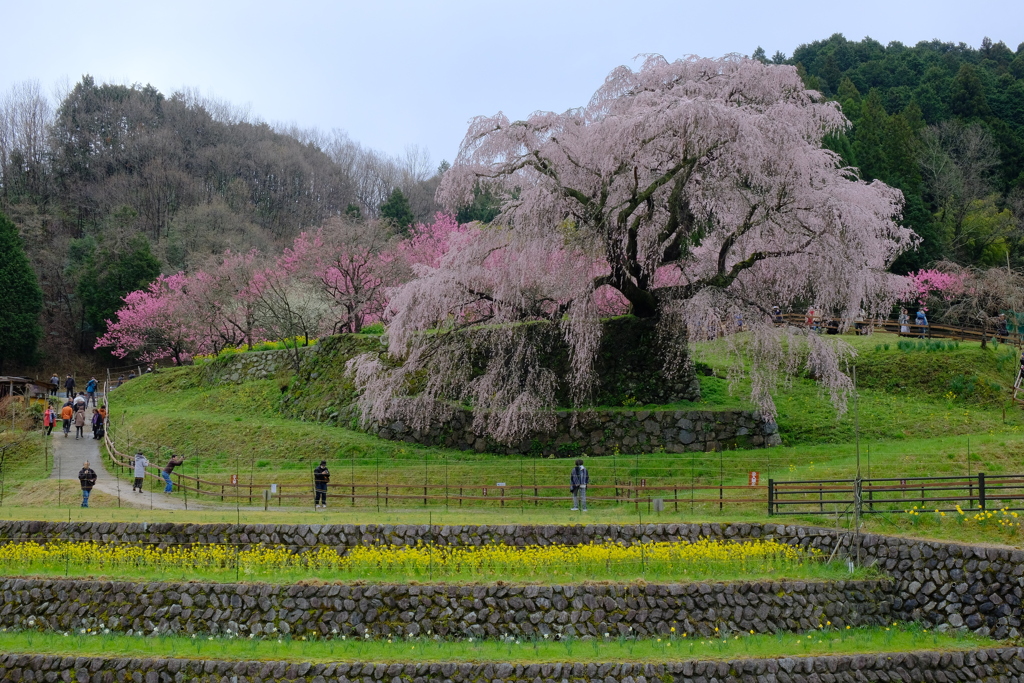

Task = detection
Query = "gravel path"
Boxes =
[48,427,191,510]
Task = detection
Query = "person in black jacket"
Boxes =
[570,459,589,511]
[79,461,97,508]
[314,460,330,509]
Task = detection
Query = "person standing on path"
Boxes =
[49,374,59,397]
[85,377,98,407]
[161,454,184,493]
[570,459,589,512]
[313,460,330,509]
[43,405,56,436]
[64,375,75,399]
[73,407,86,439]
[133,452,149,492]
[916,309,928,338]
[78,460,97,507]
[90,409,102,439]
[60,403,74,437]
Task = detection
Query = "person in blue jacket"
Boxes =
[85,377,98,407]
[915,309,928,338]
[570,459,589,512]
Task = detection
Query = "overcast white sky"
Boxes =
[2,0,1020,165]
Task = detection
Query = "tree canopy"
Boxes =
[0,211,42,371]
[350,56,917,441]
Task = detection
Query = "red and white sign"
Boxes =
[749,471,760,486]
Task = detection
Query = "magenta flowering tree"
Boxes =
[95,273,199,365]
[350,55,918,441]
[905,268,967,308]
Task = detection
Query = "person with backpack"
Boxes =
[570,459,589,512]
[60,403,74,437]
[162,454,184,493]
[73,406,86,439]
[78,461,97,508]
[49,374,59,397]
[916,309,928,338]
[85,377,98,407]
[64,375,75,399]
[313,460,330,509]
[42,405,56,436]
[133,452,149,493]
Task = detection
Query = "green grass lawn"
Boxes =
[0,624,997,664]
[4,330,1024,550]
[0,431,47,505]
[92,333,1024,514]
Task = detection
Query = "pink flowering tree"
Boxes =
[349,55,918,441]
[192,250,263,352]
[280,217,404,334]
[398,213,472,272]
[96,273,200,365]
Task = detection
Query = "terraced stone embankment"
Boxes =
[2,520,1023,637]
[3,648,1024,683]
[0,578,891,639]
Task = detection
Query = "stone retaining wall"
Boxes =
[2,520,1022,638]
[200,347,313,385]
[0,577,891,640]
[2,648,1022,683]
[369,408,781,455]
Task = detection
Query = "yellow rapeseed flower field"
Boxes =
[0,538,820,582]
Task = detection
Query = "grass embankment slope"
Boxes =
[5,331,1023,545]
[107,333,1024,479]
[0,626,995,665]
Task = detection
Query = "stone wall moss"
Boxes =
[2,647,1022,683]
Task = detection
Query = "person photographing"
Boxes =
[313,460,330,509]
[162,454,184,493]
[570,459,589,512]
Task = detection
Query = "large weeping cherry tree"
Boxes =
[349,55,918,443]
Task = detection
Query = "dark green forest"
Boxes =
[0,35,1022,368]
[757,35,1024,272]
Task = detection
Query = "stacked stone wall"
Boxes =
[2,648,1023,683]
[2,520,1022,637]
[0,577,890,640]
[200,347,312,385]
[369,408,781,455]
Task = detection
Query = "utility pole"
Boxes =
[853,365,862,567]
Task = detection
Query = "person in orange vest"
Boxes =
[60,403,74,437]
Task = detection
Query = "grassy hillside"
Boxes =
[83,331,1022,516]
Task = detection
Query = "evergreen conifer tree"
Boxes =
[379,188,414,233]
[0,212,43,372]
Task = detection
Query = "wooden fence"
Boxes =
[102,425,769,510]
[768,473,1024,516]
[775,313,1023,346]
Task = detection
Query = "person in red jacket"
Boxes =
[42,406,56,436]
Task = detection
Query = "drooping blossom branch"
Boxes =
[350,55,918,440]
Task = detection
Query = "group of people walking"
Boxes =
[42,374,106,441]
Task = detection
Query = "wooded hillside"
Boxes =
[1,34,1022,368]
[763,35,1024,272]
